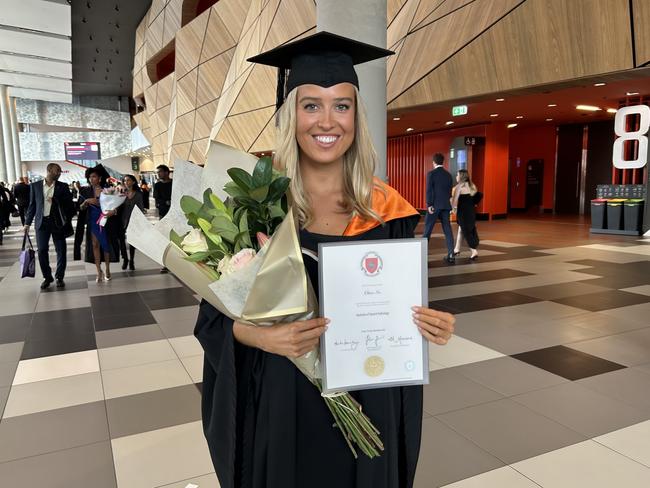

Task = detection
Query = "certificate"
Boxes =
[318,239,429,393]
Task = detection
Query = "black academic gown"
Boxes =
[194,214,423,488]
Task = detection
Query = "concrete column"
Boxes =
[0,92,6,184]
[316,0,388,181]
[9,97,22,179]
[0,85,16,183]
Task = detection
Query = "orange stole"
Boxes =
[343,179,419,237]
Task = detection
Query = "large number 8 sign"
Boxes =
[613,105,650,169]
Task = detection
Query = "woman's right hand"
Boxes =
[84,198,99,206]
[236,318,329,358]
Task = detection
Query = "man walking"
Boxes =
[423,153,455,264]
[153,164,172,272]
[24,163,74,289]
[13,177,30,226]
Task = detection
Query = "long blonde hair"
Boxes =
[274,87,382,228]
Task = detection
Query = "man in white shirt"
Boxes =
[24,163,74,289]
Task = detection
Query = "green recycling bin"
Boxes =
[606,199,626,230]
[591,199,607,229]
[624,199,644,232]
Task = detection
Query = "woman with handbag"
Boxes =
[452,169,481,260]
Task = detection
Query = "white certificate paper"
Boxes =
[318,239,429,393]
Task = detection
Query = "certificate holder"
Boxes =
[318,238,429,393]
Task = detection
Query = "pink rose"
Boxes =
[256,232,270,248]
[230,248,256,271]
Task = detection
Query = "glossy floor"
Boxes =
[0,214,649,487]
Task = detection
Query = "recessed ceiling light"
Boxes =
[594,82,606,87]
[607,108,618,114]
[393,117,401,121]
[547,103,557,107]
[496,98,505,102]
[507,123,518,128]
[626,92,639,96]
[445,121,454,126]
[516,115,524,119]
[576,105,601,111]
[490,113,499,117]
[546,118,553,121]
[406,127,414,132]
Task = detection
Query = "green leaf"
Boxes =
[238,211,253,248]
[170,229,186,248]
[183,251,213,262]
[265,176,290,203]
[197,218,223,246]
[223,181,248,198]
[235,230,253,249]
[212,215,239,243]
[233,196,258,208]
[180,196,202,215]
[268,203,286,219]
[227,168,253,191]
[252,157,273,188]
[209,192,228,213]
[250,185,269,203]
[202,189,213,207]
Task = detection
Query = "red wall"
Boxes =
[508,125,557,210]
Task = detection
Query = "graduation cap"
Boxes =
[85,164,110,183]
[247,31,394,111]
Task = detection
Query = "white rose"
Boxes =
[181,228,208,254]
[217,255,232,275]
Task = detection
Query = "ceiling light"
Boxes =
[406,127,414,132]
[516,115,524,119]
[490,114,499,117]
[445,121,454,126]
[496,98,505,102]
[392,117,401,121]
[626,92,639,96]
[607,108,618,114]
[547,103,557,107]
[507,123,518,128]
[594,82,606,87]
[576,105,601,111]
[545,118,553,121]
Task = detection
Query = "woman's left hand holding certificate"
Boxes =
[411,306,455,345]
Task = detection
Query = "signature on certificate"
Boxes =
[334,339,360,352]
[388,335,415,347]
[365,334,384,350]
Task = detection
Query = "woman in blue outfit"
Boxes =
[193,33,456,488]
[80,165,120,282]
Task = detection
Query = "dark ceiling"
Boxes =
[71,0,153,97]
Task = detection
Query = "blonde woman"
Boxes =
[194,32,455,488]
[452,169,481,260]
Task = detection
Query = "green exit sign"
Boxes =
[452,105,468,116]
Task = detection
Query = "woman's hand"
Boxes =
[412,306,455,345]
[105,209,116,217]
[84,197,99,206]
[234,318,329,358]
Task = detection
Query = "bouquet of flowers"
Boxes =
[130,154,383,459]
[98,187,126,227]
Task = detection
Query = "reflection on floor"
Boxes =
[0,214,649,487]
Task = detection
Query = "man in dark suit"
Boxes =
[423,153,455,263]
[24,163,74,289]
[13,177,30,226]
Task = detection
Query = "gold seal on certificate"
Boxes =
[364,356,385,377]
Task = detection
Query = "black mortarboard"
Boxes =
[247,31,394,111]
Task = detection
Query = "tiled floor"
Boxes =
[0,214,649,487]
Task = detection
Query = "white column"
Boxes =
[0,91,6,184]
[9,97,22,179]
[316,0,388,181]
[0,85,16,183]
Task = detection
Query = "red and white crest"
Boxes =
[361,252,383,276]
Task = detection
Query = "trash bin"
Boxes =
[606,199,626,230]
[590,199,607,229]
[624,199,644,232]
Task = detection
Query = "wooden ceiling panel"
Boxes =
[156,73,175,110]
[387,39,405,83]
[213,118,245,148]
[262,0,316,51]
[170,142,192,163]
[388,0,409,26]
[229,64,276,115]
[195,100,219,140]
[163,0,183,47]
[410,0,447,30]
[175,9,210,78]
[196,48,235,107]
[633,0,650,66]
[176,69,198,116]
[146,10,166,58]
[144,83,158,112]
[149,0,167,21]
[227,106,275,150]
[389,0,635,109]
[171,111,196,145]
[387,0,524,102]
[214,0,255,43]
[201,8,237,63]
[413,0,475,30]
[387,0,420,49]
[211,65,255,138]
[189,137,210,164]
[249,115,276,152]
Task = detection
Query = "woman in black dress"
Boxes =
[194,32,456,488]
[452,169,480,260]
[118,174,144,271]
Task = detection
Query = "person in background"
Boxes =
[0,183,7,245]
[79,165,120,282]
[73,180,88,261]
[423,153,455,263]
[23,163,74,289]
[452,169,480,260]
[140,177,150,211]
[0,182,14,230]
[118,174,144,271]
[153,165,172,273]
[13,177,30,226]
